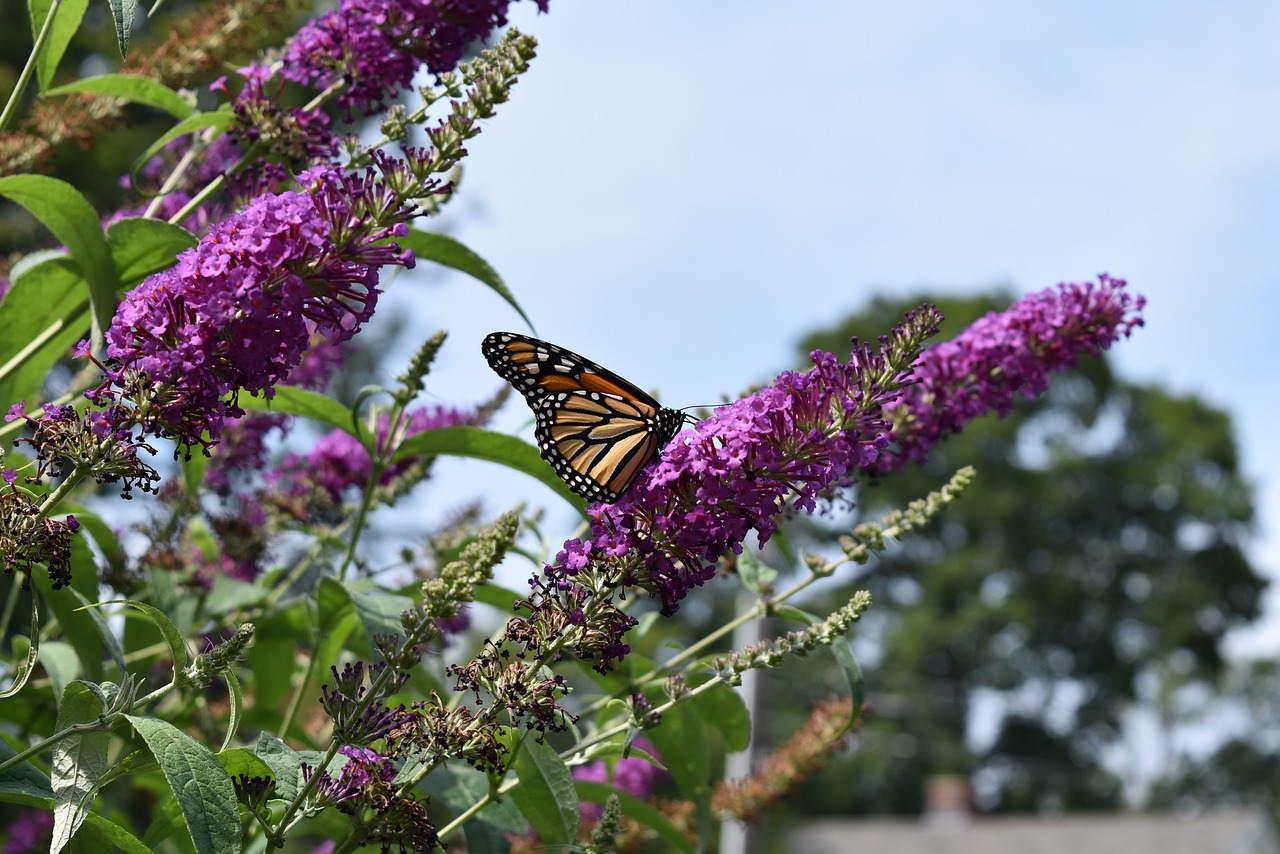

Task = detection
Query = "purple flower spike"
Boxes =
[877,274,1145,472]
[96,170,412,446]
[520,277,1144,670]
[284,0,549,116]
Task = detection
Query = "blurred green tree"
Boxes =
[1148,659,1280,820]
[775,291,1264,815]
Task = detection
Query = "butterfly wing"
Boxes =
[482,332,684,502]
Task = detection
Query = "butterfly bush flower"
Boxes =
[320,661,413,745]
[284,0,548,116]
[0,468,79,589]
[271,404,484,506]
[302,745,437,851]
[76,33,535,460]
[1,808,53,854]
[229,64,337,165]
[572,738,665,823]
[877,273,1146,472]
[89,166,419,447]
[206,329,353,494]
[546,325,927,618]
[512,277,1144,671]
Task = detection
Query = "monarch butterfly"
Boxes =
[482,332,688,502]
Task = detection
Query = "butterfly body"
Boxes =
[482,332,686,502]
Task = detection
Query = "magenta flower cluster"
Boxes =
[1,808,52,854]
[205,328,353,495]
[877,274,1146,472]
[92,169,413,446]
[271,405,482,503]
[571,738,665,822]
[303,745,397,807]
[284,0,548,115]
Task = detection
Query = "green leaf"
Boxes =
[182,448,209,494]
[774,606,864,732]
[689,681,751,753]
[395,426,585,511]
[347,585,415,653]
[39,641,81,699]
[472,583,523,615]
[737,547,778,598]
[0,599,39,699]
[202,574,268,618]
[107,217,197,285]
[140,795,187,850]
[509,737,578,846]
[51,682,111,853]
[316,577,373,655]
[0,175,117,347]
[221,669,243,754]
[31,567,118,684]
[215,747,274,782]
[45,74,193,118]
[109,600,189,674]
[29,0,89,90]
[574,781,694,853]
[433,765,527,833]
[645,702,711,804]
[63,507,125,583]
[106,0,138,57]
[0,735,53,802]
[830,637,865,732]
[772,604,817,625]
[398,230,533,331]
[86,748,157,793]
[461,818,512,854]
[66,586,127,680]
[239,385,354,434]
[125,715,240,854]
[253,733,301,803]
[245,602,310,718]
[0,255,89,412]
[79,812,151,854]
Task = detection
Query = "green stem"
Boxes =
[336,399,410,581]
[336,468,379,583]
[0,301,89,390]
[277,641,324,744]
[595,571,820,717]
[0,716,109,778]
[272,592,440,839]
[433,675,729,842]
[164,78,343,227]
[165,146,251,227]
[0,571,26,649]
[0,0,62,136]
[142,136,204,219]
[37,462,91,517]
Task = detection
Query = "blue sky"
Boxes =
[393,2,1280,653]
